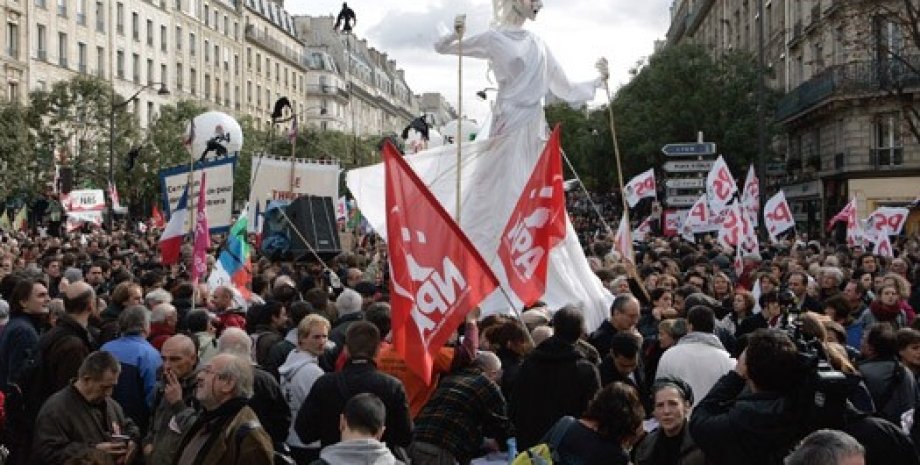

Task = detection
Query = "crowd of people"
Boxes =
[0,201,919,465]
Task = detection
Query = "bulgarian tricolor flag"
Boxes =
[207,207,252,299]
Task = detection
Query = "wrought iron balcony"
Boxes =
[776,56,920,121]
[818,146,920,175]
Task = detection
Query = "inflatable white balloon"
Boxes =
[185,111,243,161]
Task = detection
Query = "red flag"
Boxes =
[497,125,566,306]
[384,140,499,383]
[151,203,166,229]
[827,198,856,231]
[191,172,209,283]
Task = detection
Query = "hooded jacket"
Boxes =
[656,332,736,403]
[510,336,601,450]
[314,438,403,465]
[279,349,324,448]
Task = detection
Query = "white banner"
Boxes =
[248,155,340,232]
[158,156,235,233]
[64,189,105,212]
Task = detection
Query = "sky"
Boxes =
[286,0,674,126]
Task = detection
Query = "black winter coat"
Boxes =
[250,364,292,444]
[689,371,801,465]
[295,358,412,450]
[510,336,601,450]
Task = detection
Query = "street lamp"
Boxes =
[108,82,169,230]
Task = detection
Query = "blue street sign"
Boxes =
[661,142,717,157]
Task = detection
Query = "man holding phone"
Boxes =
[31,351,140,465]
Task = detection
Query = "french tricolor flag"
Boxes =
[159,185,190,265]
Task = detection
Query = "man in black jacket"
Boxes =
[295,321,412,452]
[690,329,803,465]
[510,305,601,450]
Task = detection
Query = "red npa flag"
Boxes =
[383,140,499,383]
[497,125,567,306]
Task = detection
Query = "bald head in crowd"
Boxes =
[63,281,95,317]
[161,334,198,380]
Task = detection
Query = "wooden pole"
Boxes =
[602,75,634,263]
[455,17,465,223]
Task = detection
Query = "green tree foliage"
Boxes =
[0,101,41,197]
[29,75,140,191]
[549,44,780,190]
[141,100,209,208]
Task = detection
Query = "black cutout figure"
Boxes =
[334,3,356,33]
[401,115,430,141]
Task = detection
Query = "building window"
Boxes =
[215,77,220,102]
[246,81,251,103]
[204,39,209,62]
[96,46,104,77]
[57,0,67,17]
[203,5,208,26]
[116,2,124,35]
[35,0,45,9]
[160,63,166,86]
[256,52,260,72]
[132,12,139,41]
[146,20,153,46]
[76,0,86,24]
[146,58,153,84]
[176,63,183,90]
[6,23,19,59]
[160,25,167,51]
[215,44,220,69]
[77,42,86,72]
[147,101,154,125]
[95,1,104,32]
[204,73,210,99]
[872,113,903,166]
[176,26,182,50]
[190,67,196,94]
[58,32,67,67]
[189,32,195,56]
[132,53,139,82]
[256,84,261,106]
[116,50,124,78]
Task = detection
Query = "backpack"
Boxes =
[511,416,578,465]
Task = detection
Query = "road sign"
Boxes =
[663,160,715,173]
[766,162,786,176]
[661,142,717,157]
[666,195,700,207]
[665,178,705,189]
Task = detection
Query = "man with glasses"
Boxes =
[174,353,273,465]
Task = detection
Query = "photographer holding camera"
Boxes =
[689,329,804,465]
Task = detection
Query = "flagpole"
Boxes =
[455,15,465,223]
[186,122,197,312]
[289,116,297,193]
[602,67,633,262]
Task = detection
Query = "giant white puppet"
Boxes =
[346,0,614,330]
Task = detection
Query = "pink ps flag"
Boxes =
[624,168,656,208]
[706,156,737,215]
[191,172,210,283]
[763,190,795,242]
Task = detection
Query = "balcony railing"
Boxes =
[244,25,308,71]
[776,55,920,121]
[819,146,920,174]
